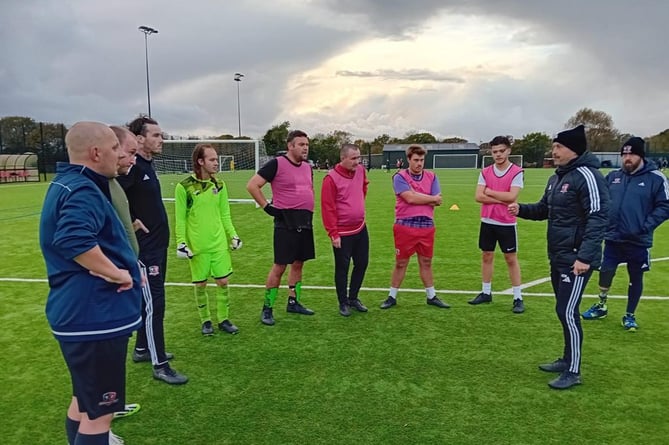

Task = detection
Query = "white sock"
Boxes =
[512,286,522,300]
[482,282,492,295]
[426,286,436,299]
[389,287,398,299]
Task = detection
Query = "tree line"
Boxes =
[2,108,668,168]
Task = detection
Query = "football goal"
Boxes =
[159,139,268,205]
[481,155,523,168]
[433,154,478,169]
[218,155,235,172]
[160,139,267,174]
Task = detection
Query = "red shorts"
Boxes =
[393,224,435,259]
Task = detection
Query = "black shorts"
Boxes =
[59,336,129,419]
[601,242,650,273]
[478,222,518,253]
[273,227,316,265]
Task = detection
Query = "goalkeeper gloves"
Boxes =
[263,203,282,218]
[176,243,193,259]
[230,236,243,250]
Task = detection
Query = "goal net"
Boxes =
[481,155,523,168]
[159,139,268,205]
[433,154,478,169]
[159,139,267,173]
[218,155,235,172]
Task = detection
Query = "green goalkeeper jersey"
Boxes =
[174,175,238,254]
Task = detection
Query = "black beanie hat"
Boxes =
[553,125,587,156]
[621,137,645,158]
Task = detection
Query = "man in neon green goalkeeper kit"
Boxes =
[174,143,242,336]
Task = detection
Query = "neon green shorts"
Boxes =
[189,249,233,282]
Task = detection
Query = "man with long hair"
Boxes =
[175,144,242,335]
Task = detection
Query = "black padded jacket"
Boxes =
[518,151,609,269]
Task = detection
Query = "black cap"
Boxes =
[553,125,587,156]
[621,137,645,159]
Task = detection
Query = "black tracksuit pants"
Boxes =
[333,226,369,305]
[550,265,593,374]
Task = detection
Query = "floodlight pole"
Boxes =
[139,26,159,117]
[234,73,244,137]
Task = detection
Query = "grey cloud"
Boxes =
[0,0,362,137]
[1,0,667,142]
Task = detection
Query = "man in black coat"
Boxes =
[508,125,609,390]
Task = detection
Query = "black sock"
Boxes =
[74,431,109,445]
[66,417,80,445]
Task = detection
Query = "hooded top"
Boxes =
[604,159,669,247]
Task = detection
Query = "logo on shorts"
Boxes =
[99,392,118,406]
[561,274,571,283]
[148,265,160,276]
[559,183,570,193]
[395,248,400,256]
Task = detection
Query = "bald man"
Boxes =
[39,122,142,445]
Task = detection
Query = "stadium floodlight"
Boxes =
[234,73,244,137]
[138,25,159,117]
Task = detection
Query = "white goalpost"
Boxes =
[481,155,523,168]
[159,139,268,205]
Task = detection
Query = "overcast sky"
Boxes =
[1,0,667,142]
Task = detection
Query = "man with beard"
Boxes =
[247,130,316,326]
[582,137,669,330]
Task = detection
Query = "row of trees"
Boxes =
[262,108,669,166]
[2,108,668,168]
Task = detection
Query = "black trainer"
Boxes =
[152,365,188,385]
[468,292,492,305]
[380,296,396,309]
[538,358,568,373]
[201,321,214,336]
[548,371,581,390]
[427,296,450,308]
[512,299,525,314]
[339,303,351,317]
[261,306,275,326]
[287,300,315,315]
[348,298,368,312]
[219,320,239,334]
[132,350,174,363]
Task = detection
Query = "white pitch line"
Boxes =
[2,277,667,300]
[501,256,669,295]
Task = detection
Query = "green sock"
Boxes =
[195,286,211,323]
[264,287,278,308]
[217,285,230,321]
[294,281,302,302]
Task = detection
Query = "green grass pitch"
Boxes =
[0,168,668,444]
